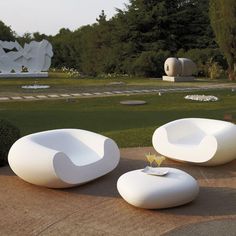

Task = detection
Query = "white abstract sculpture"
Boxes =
[163,57,197,82]
[0,40,53,77]
[8,129,120,188]
[117,168,199,209]
[152,118,236,166]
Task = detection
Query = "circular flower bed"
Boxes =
[21,85,50,89]
[184,95,218,102]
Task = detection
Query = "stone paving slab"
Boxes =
[48,94,59,98]
[36,95,48,99]
[0,97,10,100]
[11,96,23,100]
[60,94,71,97]
[0,147,235,235]
[81,93,93,96]
[23,96,35,99]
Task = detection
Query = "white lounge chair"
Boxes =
[8,129,120,188]
[152,118,236,166]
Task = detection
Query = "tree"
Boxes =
[0,20,15,41]
[209,0,236,80]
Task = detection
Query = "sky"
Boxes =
[0,0,129,36]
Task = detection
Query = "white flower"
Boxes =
[184,95,218,102]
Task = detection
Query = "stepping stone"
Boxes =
[104,92,113,95]
[93,92,102,95]
[81,93,92,96]
[36,95,48,99]
[0,97,10,100]
[48,95,59,98]
[23,96,35,99]
[11,97,23,100]
[120,100,147,105]
[60,94,71,97]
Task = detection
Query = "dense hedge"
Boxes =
[0,120,20,167]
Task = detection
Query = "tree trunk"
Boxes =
[228,63,236,80]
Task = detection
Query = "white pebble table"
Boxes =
[117,168,199,209]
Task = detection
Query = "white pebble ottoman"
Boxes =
[117,168,199,209]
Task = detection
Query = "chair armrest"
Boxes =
[8,137,64,187]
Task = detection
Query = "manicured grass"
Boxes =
[0,89,235,148]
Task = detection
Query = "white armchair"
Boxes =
[8,129,120,188]
[152,118,236,166]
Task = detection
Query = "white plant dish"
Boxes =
[22,85,50,89]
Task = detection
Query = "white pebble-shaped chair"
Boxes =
[152,118,236,166]
[8,129,120,188]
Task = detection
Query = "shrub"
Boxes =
[0,120,20,166]
[207,61,224,79]
[177,48,227,77]
[132,50,170,77]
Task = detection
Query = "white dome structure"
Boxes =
[8,129,120,188]
[152,118,236,166]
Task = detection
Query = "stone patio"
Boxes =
[0,147,235,235]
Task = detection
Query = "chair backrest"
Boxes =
[30,130,101,166]
[165,119,205,144]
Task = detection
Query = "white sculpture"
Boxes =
[117,168,199,209]
[0,40,53,77]
[163,57,197,82]
[8,129,120,188]
[152,118,236,166]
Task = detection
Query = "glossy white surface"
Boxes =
[117,168,199,209]
[8,129,120,188]
[153,118,236,166]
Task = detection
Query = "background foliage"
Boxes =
[0,0,233,78]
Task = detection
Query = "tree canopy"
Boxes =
[0,20,15,41]
[209,0,236,80]
[0,0,226,78]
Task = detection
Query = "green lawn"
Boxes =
[0,89,235,148]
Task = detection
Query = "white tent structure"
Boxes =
[152,118,236,166]
[8,129,120,188]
